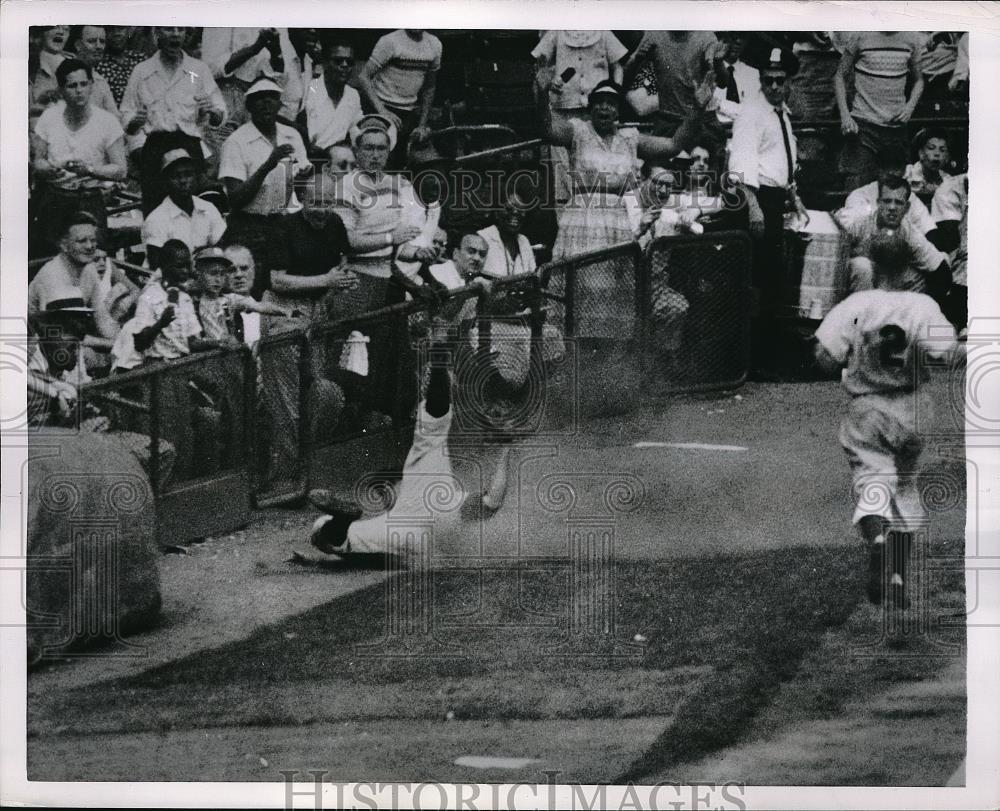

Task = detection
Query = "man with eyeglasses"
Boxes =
[727,47,807,374]
[304,38,363,156]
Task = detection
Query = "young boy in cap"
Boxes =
[192,245,295,346]
[142,148,227,254]
[814,234,957,608]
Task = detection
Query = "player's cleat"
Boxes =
[310,514,351,556]
[866,541,886,604]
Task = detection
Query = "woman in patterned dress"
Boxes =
[540,78,700,336]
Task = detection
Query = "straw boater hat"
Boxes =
[349,113,398,151]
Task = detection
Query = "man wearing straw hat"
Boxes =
[219,76,312,297]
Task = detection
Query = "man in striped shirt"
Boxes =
[834,31,926,191]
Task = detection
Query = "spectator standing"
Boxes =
[304,38,363,155]
[120,26,227,212]
[624,30,727,141]
[258,178,358,492]
[532,30,627,203]
[142,149,227,255]
[219,78,312,295]
[713,32,762,131]
[66,25,120,115]
[727,47,808,374]
[200,27,292,131]
[905,128,952,208]
[949,33,969,93]
[95,26,146,107]
[840,175,949,296]
[31,59,127,254]
[357,29,442,167]
[29,26,71,128]
[834,31,926,191]
[279,28,322,124]
[541,78,697,336]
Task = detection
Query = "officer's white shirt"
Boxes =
[727,97,797,189]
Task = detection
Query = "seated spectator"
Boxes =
[26,299,96,427]
[476,192,538,279]
[840,152,937,238]
[323,144,356,181]
[219,77,312,295]
[629,166,704,242]
[931,173,968,333]
[30,58,127,254]
[304,37,363,156]
[95,26,146,108]
[192,246,292,347]
[224,244,265,346]
[28,212,133,382]
[840,175,950,297]
[66,25,120,114]
[29,26,71,128]
[142,148,227,254]
[834,31,926,190]
[905,128,952,208]
[120,26,227,212]
[357,29,442,167]
[131,239,220,363]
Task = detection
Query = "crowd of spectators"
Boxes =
[26,26,971,490]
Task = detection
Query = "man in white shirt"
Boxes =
[727,47,807,371]
[142,148,227,255]
[304,38,363,155]
[219,77,312,287]
[713,32,761,127]
[120,27,226,152]
[841,152,937,238]
[120,26,227,213]
[904,128,952,208]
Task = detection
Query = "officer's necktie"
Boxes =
[776,107,794,187]
[726,64,740,103]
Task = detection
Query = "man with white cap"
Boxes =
[728,46,807,374]
[142,148,227,256]
[219,77,312,295]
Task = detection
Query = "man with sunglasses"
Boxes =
[303,38,363,156]
[728,47,807,373]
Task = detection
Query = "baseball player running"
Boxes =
[814,235,958,608]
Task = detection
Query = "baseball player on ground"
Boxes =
[814,235,958,609]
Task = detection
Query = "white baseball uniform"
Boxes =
[815,289,956,529]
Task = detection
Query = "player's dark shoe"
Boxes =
[866,542,886,604]
[310,514,351,555]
